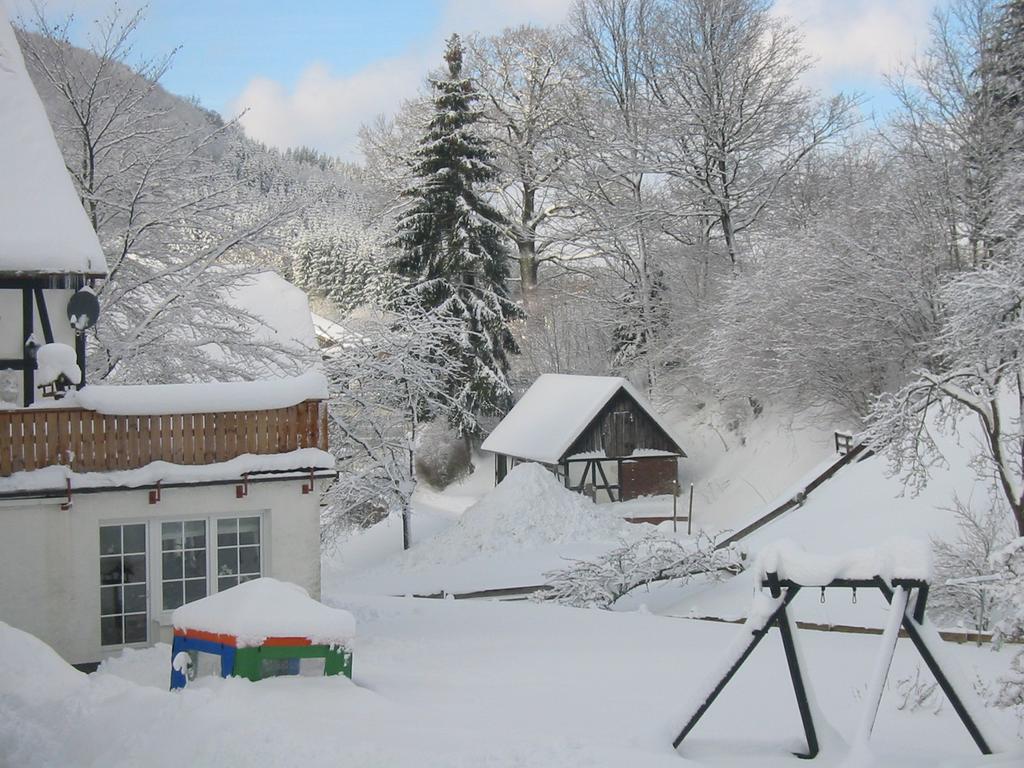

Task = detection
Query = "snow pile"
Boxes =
[61,370,328,415]
[756,538,933,585]
[405,463,628,564]
[34,343,81,386]
[96,643,174,689]
[0,621,85,704]
[172,578,356,647]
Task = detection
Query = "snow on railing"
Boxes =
[0,400,327,476]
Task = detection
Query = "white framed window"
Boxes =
[215,516,262,591]
[160,520,208,611]
[99,514,265,647]
[153,514,263,619]
[99,523,148,647]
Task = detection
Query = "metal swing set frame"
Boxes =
[672,572,997,759]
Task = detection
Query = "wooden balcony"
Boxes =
[0,400,328,476]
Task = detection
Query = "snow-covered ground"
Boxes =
[3,597,1021,767]
[4,403,1024,765]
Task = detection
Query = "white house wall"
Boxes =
[0,476,327,665]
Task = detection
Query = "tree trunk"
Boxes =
[518,239,539,292]
[518,184,538,294]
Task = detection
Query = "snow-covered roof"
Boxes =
[481,374,686,464]
[0,12,107,277]
[228,272,318,356]
[172,577,355,647]
[53,370,328,415]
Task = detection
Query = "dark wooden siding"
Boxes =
[620,456,678,500]
[564,389,681,459]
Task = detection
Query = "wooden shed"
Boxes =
[481,374,687,502]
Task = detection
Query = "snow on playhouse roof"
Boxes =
[55,370,329,415]
[172,577,355,648]
[481,374,686,465]
[0,12,106,277]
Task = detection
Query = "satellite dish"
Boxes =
[67,289,100,332]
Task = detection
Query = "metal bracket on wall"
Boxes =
[301,469,315,495]
[148,481,161,505]
[236,475,249,499]
[59,478,72,511]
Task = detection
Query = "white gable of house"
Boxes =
[0,11,107,276]
[481,373,685,465]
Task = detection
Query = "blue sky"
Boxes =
[7,0,940,160]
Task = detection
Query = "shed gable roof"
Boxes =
[481,374,686,464]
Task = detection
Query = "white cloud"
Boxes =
[772,0,935,87]
[233,0,931,159]
[230,0,576,160]
[232,53,430,160]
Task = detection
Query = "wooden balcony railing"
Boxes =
[0,400,328,477]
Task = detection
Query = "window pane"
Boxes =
[217,548,238,575]
[184,578,207,604]
[100,616,123,646]
[184,520,206,548]
[100,586,122,616]
[123,584,146,613]
[99,526,121,555]
[239,573,259,584]
[218,576,238,592]
[183,550,206,579]
[123,554,146,583]
[123,614,147,644]
[100,556,122,585]
[163,582,183,611]
[161,521,183,551]
[217,519,238,547]
[238,517,260,546]
[123,524,146,554]
[162,552,183,580]
[239,546,260,576]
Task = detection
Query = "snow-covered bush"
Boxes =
[536,531,744,609]
[895,666,943,714]
[930,497,1014,635]
[990,537,1024,715]
[414,421,473,490]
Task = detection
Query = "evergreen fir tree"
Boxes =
[391,34,523,437]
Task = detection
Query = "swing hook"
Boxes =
[819,587,826,604]
[851,587,857,605]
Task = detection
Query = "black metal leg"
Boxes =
[876,582,992,755]
[776,606,820,759]
[673,588,800,749]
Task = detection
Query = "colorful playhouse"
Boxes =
[169,578,355,689]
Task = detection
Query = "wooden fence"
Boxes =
[0,400,328,476]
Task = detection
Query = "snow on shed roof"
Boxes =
[481,374,685,465]
[172,578,355,648]
[0,12,107,277]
